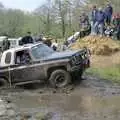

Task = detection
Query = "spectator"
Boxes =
[20,32,34,45]
[2,36,10,52]
[43,38,52,47]
[62,41,69,51]
[90,5,98,35]
[35,34,43,43]
[95,7,106,36]
[104,25,113,37]
[112,13,120,40]
[51,39,58,51]
[79,13,90,37]
[104,3,113,25]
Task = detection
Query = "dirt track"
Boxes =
[1,74,120,120]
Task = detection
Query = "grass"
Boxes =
[86,65,120,84]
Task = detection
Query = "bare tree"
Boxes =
[34,0,52,34]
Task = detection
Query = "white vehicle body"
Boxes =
[0,36,22,49]
[0,44,33,67]
[8,37,22,48]
[67,32,80,44]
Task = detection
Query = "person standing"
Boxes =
[90,5,98,35]
[20,32,34,45]
[95,7,106,36]
[79,12,90,37]
[104,3,113,25]
[2,36,10,52]
[112,13,120,40]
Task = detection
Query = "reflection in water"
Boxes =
[11,93,120,120]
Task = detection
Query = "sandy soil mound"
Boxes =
[71,36,120,55]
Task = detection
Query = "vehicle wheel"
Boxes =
[0,78,9,89]
[49,69,71,88]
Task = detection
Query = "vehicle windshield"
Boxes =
[31,44,54,59]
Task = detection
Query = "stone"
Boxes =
[0,99,7,117]
[0,104,6,116]
[6,103,17,110]
[7,109,16,117]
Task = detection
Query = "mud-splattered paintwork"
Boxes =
[0,45,90,85]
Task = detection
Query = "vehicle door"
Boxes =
[11,49,38,83]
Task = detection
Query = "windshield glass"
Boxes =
[31,44,54,59]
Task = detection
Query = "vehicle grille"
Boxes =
[71,53,82,65]
[71,51,88,65]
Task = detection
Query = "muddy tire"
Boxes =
[0,78,9,89]
[49,69,71,88]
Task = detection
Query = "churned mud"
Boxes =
[1,74,120,120]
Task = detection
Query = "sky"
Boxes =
[0,0,46,11]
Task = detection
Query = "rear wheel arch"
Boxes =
[0,76,9,88]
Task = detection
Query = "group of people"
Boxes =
[35,35,58,51]
[0,32,34,52]
[0,32,59,53]
[79,3,120,40]
[1,3,120,53]
[20,32,59,51]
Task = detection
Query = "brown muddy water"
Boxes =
[1,75,120,120]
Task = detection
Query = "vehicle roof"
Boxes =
[3,43,42,53]
[8,37,22,41]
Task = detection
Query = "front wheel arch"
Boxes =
[47,66,67,78]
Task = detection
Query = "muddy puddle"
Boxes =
[8,91,120,120]
[1,75,120,120]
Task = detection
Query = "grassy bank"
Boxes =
[86,65,120,84]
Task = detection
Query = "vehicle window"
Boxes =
[5,52,11,64]
[31,44,54,59]
[15,50,31,64]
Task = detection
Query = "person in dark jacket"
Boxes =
[20,32,34,45]
[104,3,113,25]
[95,8,106,36]
[2,36,10,52]
[90,5,98,35]
[79,13,90,37]
[80,13,90,30]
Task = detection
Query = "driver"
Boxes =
[20,51,31,64]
